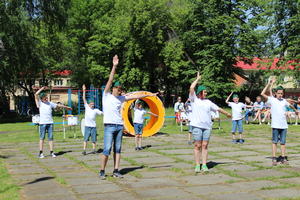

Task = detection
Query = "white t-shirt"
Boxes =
[102,92,126,125]
[38,100,57,124]
[189,92,219,129]
[84,103,103,127]
[185,103,192,121]
[267,96,290,129]
[228,102,246,120]
[174,102,184,112]
[133,108,147,124]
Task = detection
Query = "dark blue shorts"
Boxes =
[84,126,97,142]
[134,123,144,135]
[272,128,287,145]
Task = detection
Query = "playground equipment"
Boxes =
[122,91,165,137]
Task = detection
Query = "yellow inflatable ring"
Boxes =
[122,91,165,137]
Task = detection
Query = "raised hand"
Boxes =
[113,55,119,66]
[196,71,201,80]
[82,84,86,91]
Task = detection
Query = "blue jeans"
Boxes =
[84,127,97,142]
[272,128,287,144]
[192,126,211,141]
[103,124,123,156]
[39,124,53,141]
[232,120,243,133]
[245,110,253,121]
[133,123,143,135]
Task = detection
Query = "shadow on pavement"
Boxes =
[120,166,144,175]
[207,161,236,169]
[55,150,72,156]
[25,176,55,185]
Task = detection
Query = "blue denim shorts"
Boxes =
[84,126,97,142]
[232,120,243,133]
[272,128,287,145]
[39,124,53,141]
[192,126,211,141]
[133,123,143,135]
[103,124,123,156]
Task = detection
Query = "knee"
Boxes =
[201,144,208,149]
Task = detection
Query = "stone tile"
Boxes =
[229,180,282,191]
[278,177,300,184]
[79,191,138,200]
[140,170,179,178]
[219,164,258,172]
[159,149,193,155]
[209,192,263,200]
[178,174,241,185]
[135,187,193,199]
[131,156,176,164]
[255,188,300,198]
[56,171,97,178]
[125,177,181,188]
[217,151,259,157]
[236,169,291,179]
[65,177,100,186]
[184,184,236,195]
[72,183,122,194]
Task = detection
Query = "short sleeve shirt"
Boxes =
[189,92,219,129]
[228,102,246,120]
[84,103,103,127]
[267,96,289,129]
[38,100,57,124]
[133,108,147,124]
[102,92,126,125]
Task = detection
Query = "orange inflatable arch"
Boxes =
[121,91,165,137]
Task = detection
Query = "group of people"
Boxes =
[34,55,300,178]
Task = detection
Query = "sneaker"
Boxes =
[99,170,106,180]
[39,153,45,158]
[272,157,277,166]
[281,156,288,165]
[201,164,209,172]
[51,152,56,158]
[82,151,86,155]
[239,139,244,144]
[112,170,124,178]
[195,165,201,173]
[138,147,143,151]
[135,147,139,151]
[232,139,238,144]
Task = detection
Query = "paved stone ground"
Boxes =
[2,131,300,200]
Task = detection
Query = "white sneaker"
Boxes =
[51,153,56,158]
[39,153,45,158]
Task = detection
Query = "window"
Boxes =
[54,79,63,86]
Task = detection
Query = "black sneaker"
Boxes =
[99,170,106,180]
[92,150,96,154]
[272,157,277,166]
[239,139,245,144]
[82,151,86,155]
[138,147,143,151]
[135,147,139,151]
[112,170,123,178]
[281,156,288,165]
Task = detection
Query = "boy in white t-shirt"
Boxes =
[82,84,103,155]
[185,99,193,144]
[261,77,298,166]
[174,97,184,125]
[99,55,157,179]
[133,100,158,151]
[34,86,72,158]
[189,72,231,173]
[226,92,246,144]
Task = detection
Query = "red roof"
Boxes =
[234,57,299,70]
[52,70,72,76]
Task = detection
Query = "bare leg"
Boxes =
[194,141,202,165]
[83,141,87,150]
[39,140,44,151]
[49,141,53,151]
[280,144,286,157]
[201,141,209,165]
[232,133,236,140]
[101,154,109,171]
[92,142,96,150]
[114,153,121,170]
[138,135,142,148]
[272,143,277,157]
[135,135,138,147]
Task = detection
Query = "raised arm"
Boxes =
[125,93,158,101]
[34,86,45,108]
[104,55,119,93]
[82,84,87,105]
[56,103,72,111]
[261,77,275,101]
[189,72,201,96]
[225,92,233,104]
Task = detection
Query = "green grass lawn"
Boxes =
[0,107,299,199]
